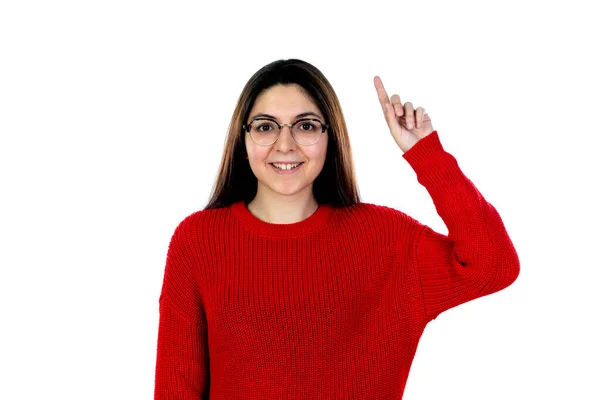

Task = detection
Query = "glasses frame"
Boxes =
[242,118,328,146]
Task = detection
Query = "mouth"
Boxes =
[269,162,304,173]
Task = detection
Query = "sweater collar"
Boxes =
[230,200,333,238]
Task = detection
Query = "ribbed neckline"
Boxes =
[230,200,333,238]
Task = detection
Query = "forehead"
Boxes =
[250,84,323,119]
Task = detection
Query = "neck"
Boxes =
[247,192,319,224]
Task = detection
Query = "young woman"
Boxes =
[154,59,520,399]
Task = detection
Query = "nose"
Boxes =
[275,124,297,150]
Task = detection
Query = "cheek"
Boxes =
[312,142,328,163]
[245,146,270,171]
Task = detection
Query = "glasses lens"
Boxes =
[292,120,323,145]
[248,119,324,145]
[249,120,279,145]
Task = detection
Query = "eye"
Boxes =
[297,120,317,131]
[254,120,277,132]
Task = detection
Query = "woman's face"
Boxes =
[245,84,328,202]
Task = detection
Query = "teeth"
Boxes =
[273,162,301,170]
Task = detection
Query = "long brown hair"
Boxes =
[204,59,361,210]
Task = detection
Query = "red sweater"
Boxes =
[154,131,520,399]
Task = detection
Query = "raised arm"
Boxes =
[374,75,519,321]
[402,131,519,320]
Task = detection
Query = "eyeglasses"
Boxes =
[242,118,328,146]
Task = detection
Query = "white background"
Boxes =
[1,0,598,399]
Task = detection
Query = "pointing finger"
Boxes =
[374,76,391,114]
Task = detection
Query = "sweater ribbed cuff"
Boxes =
[402,131,464,196]
[402,131,444,173]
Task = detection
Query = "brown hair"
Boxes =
[204,58,361,210]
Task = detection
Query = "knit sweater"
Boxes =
[154,131,520,399]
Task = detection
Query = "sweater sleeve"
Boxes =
[155,217,210,399]
[402,131,520,321]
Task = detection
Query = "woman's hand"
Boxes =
[374,76,434,153]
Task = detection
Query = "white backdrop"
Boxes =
[1,0,598,399]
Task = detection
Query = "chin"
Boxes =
[265,182,314,197]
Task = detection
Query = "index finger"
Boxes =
[374,75,391,112]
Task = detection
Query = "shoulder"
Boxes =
[334,201,412,221]
[169,206,231,244]
[331,202,424,234]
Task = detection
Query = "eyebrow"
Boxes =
[249,111,324,121]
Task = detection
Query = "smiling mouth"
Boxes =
[270,162,304,170]
[269,162,304,173]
